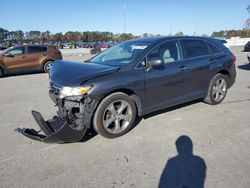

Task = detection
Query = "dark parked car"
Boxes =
[98,42,111,48]
[0,46,7,51]
[84,43,92,48]
[90,47,102,54]
[0,45,62,77]
[244,41,250,51]
[18,36,236,143]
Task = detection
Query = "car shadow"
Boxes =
[2,71,45,78]
[238,63,250,71]
[79,115,143,142]
[143,99,201,120]
[80,100,202,142]
[79,126,98,142]
[241,49,250,52]
[158,135,206,188]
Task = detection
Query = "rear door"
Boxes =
[24,46,44,69]
[180,39,213,95]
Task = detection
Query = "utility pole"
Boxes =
[246,5,250,37]
[123,0,126,33]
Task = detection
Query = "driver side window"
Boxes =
[148,40,181,64]
[8,47,25,56]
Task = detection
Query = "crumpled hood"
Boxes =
[49,60,119,87]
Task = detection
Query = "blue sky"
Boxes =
[0,0,249,35]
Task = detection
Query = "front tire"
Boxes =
[204,73,229,105]
[93,92,137,138]
[0,68,3,78]
[43,61,53,73]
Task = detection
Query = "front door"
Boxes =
[3,46,26,71]
[144,40,191,113]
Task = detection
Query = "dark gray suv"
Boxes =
[18,36,236,143]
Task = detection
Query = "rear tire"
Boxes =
[43,61,53,73]
[204,73,229,105]
[93,92,137,138]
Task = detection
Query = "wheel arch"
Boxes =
[41,59,55,69]
[98,88,143,116]
[216,69,231,85]
[204,71,229,105]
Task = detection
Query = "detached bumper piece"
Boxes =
[17,111,86,143]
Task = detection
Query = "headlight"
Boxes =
[60,86,92,98]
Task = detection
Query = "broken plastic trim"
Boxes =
[17,111,87,143]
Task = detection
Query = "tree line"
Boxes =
[211,29,250,38]
[0,28,139,46]
[0,28,190,46]
[0,28,152,46]
[1,27,250,46]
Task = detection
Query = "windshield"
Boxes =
[0,47,12,55]
[89,40,151,67]
[0,49,8,55]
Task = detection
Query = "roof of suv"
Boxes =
[128,36,229,54]
[129,36,218,43]
[13,44,54,48]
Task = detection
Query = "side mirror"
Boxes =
[4,53,14,58]
[148,57,164,67]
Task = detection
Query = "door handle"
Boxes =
[209,59,216,63]
[178,66,189,72]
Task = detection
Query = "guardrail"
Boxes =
[226,38,250,46]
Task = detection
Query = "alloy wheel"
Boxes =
[102,100,132,134]
[212,78,227,102]
[44,61,53,72]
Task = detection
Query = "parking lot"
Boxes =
[0,46,249,188]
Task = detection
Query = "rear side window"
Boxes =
[41,47,47,52]
[207,42,222,54]
[182,39,209,58]
[28,46,42,53]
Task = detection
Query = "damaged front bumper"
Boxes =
[17,87,99,143]
[17,111,87,143]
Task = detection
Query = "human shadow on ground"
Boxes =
[158,135,206,188]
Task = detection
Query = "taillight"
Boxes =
[231,54,236,63]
